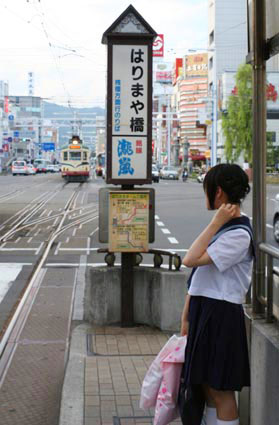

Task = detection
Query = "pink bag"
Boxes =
[140,334,186,422]
[153,336,186,425]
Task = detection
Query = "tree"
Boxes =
[221,64,253,163]
[267,132,279,170]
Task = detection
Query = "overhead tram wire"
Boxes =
[27,0,76,114]
[0,0,77,53]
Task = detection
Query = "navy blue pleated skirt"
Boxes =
[182,295,250,391]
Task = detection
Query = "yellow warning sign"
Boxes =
[109,192,149,252]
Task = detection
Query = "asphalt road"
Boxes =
[0,172,278,270]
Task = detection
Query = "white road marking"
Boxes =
[0,264,23,304]
[168,237,179,244]
[155,215,160,220]
[54,242,61,256]
[72,227,77,237]
[15,237,21,243]
[47,210,53,217]
[27,237,33,243]
[266,224,273,229]
[35,243,44,255]
[157,221,164,227]
[161,228,171,234]
[0,248,39,251]
[79,223,83,229]
[58,248,100,251]
[46,262,187,269]
[89,227,99,237]
[87,237,91,255]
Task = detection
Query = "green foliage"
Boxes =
[267,132,279,169]
[221,64,253,163]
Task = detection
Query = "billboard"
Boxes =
[152,34,164,57]
[185,53,208,77]
[154,62,172,84]
[173,58,183,85]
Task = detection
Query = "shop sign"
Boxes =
[152,34,164,57]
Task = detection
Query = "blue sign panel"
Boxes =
[8,115,14,121]
[7,137,12,142]
[42,142,55,151]
[14,131,19,137]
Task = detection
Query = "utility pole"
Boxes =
[252,0,266,314]
[167,94,171,167]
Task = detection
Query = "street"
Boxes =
[0,173,278,424]
[0,172,278,313]
[0,173,278,273]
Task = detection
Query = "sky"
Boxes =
[0,0,208,108]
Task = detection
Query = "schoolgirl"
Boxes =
[179,163,254,425]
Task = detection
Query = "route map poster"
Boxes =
[109,192,149,252]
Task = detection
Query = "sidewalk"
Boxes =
[59,323,181,425]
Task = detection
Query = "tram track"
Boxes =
[0,181,69,240]
[0,183,98,385]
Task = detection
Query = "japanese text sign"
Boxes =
[111,44,149,181]
[102,4,156,185]
[109,192,149,252]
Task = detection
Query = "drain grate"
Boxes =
[86,332,170,357]
[86,333,163,357]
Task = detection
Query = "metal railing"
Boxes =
[257,242,279,323]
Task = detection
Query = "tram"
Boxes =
[60,135,90,182]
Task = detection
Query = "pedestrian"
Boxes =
[179,163,254,425]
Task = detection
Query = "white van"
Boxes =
[12,160,28,176]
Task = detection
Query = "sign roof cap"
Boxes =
[102,4,157,44]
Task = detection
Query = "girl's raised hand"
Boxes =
[211,203,236,228]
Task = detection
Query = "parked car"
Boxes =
[197,172,206,183]
[160,166,179,180]
[53,164,60,173]
[151,165,159,183]
[26,163,36,175]
[12,160,28,176]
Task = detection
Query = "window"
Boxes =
[209,57,213,70]
[63,152,68,160]
[209,30,214,45]
[70,152,81,160]
[83,152,87,160]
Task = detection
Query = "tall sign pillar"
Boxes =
[102,5,157,326]
[102,4,156,184]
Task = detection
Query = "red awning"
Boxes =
[190,154,206,161]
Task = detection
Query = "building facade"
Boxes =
[171,53,209,167]
[208,0,248,163]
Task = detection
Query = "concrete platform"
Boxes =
[59,324,182,425]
